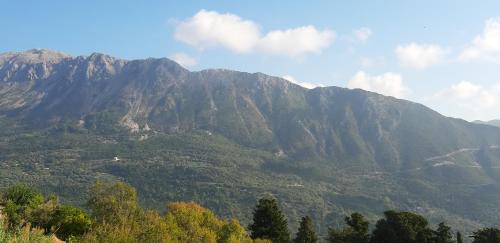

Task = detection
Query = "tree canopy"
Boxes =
[249,197,292,243]
[294,216,317,243]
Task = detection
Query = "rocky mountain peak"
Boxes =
[0,49,71,65]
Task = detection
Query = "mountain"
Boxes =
[474,120,500,128]
[2,49,500,237]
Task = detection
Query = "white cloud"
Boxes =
[171,52,197,67]
[447,81,482,99]
[460,17,500,61]
[258,26,335,57]
[353,27,372,41]
[426,81,500,120]
[347,71,408,98]
[282,75,325,89]
[174,10,260,53]
[395,43,449,69]
[174,10,335,57]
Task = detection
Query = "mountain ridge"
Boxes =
[2,49,500,237]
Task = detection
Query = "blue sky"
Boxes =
[2,1,500,121]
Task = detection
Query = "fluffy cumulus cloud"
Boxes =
[426,81,500,120]
[174,10,335,57]
[347,71,408,98]
[352,27,372,41]
[282,75,325,89]
[174,10,260,53]
[395,43,449,69]
[460,17,500,61]
[171,52,197,68]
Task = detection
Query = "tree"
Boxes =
[29,194,58,232]
[328,212,369,243]
[164,202,258,243]
[370,211,434,243]
[1,184,44,228]
[472,228,500,243]
[456,231,463,243]
[51,205,92,240]
[294,216,317,243]
[434,222,454,243]
[87,181,139,224]
[249,197,291,243]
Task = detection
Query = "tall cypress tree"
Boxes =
[249,197,291,243]
[294,216,317,243]
[456,231,463,243]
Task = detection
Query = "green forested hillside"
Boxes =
[1,49,500,239]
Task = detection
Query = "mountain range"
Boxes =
[2,49,500,237]
[474,120,500,128]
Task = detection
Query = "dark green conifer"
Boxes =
[434,222,454,243]
[456,231,463,243]
[294,216,317,243]
[249,197,291,243]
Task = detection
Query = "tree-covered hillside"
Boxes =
[2,49,500,238]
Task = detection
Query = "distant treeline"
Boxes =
[0,181,499,243]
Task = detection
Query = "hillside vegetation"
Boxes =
[2,49,500,237]
[2,181,499,243]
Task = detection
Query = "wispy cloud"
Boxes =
[282,75,325,89]
[425,81,500,120]
[347,71,408,98]
[395,43,449,69]
[352,27,372,42]
[170,52,197,68]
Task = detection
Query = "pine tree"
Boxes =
[434,222,454,243]
[249,197,291,243]
[456,231,463,243]
[294,216,317,243]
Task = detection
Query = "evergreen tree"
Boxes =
[456,231,463,243]
[249,197,291,243]
[294,216,317,243]
[472,228,500,243]
[434,222,454,243]
[370,211,434,243]
[328,212,369,243]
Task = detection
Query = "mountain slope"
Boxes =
[2,49,500,237]
[474,120,500,128]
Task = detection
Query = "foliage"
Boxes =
[0,220,54,243]
[164,202,256,243]
[249,197,291,243]
[433,222,454,243]
[80,182,264,243]
[294,216,317,243]
[5,181,500,243]
[457,231,463,243]
[87,181,139,225]
[1,184,44,229]
[370,210,434,243]
[51,205,92,240]
[472,228,500,243]
[0,184,90,241]
[328,212,370,243]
